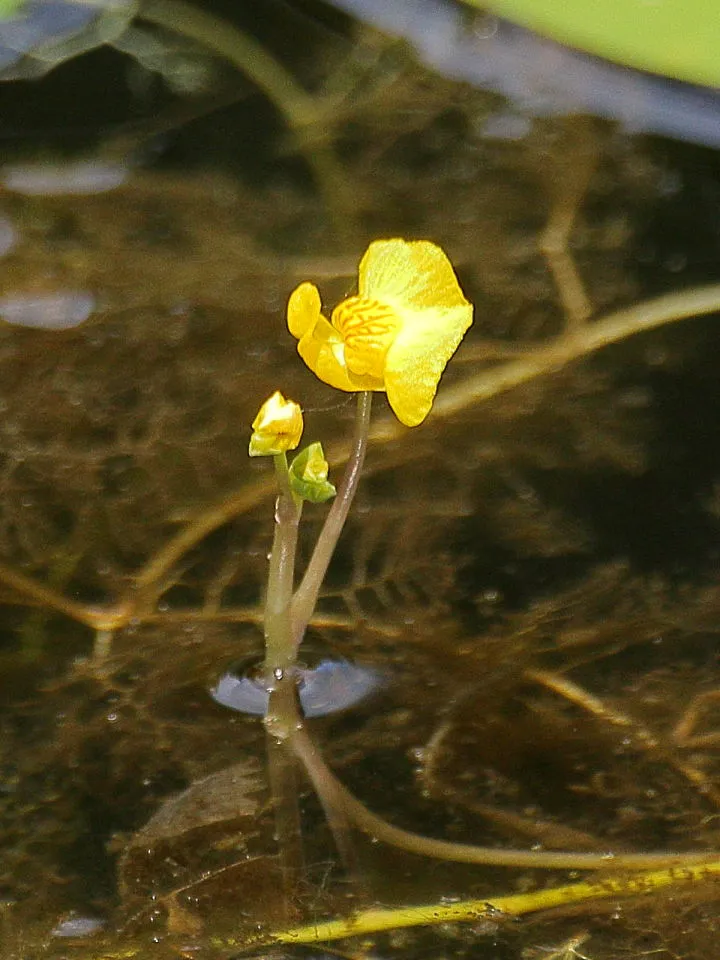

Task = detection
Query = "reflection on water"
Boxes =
[49,914,106,939]
[0,0,134,79]
[2,158,129,194]
[211,653,384,718]
[324,0,720,149]
[0,2,719,959]
[0,289,94,327]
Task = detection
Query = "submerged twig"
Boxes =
[527,668,720,808]
[250,860,720,945]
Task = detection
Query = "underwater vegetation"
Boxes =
[0,2,719,960]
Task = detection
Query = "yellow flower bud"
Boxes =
[249,391,303,457]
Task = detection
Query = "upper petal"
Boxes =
[358,239,469,312]
[288,281,322,339]
[383,302,473,426]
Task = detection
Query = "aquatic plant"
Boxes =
[210,237,720,952]
[2,6,720,960]
[1,196,720,955]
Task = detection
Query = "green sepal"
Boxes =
[289,442,336,503]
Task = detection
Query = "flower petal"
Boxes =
[287,281,322,339]
[384,303,473,426]
[358,239,469,312]
[331,296,400,378]
[297,317,384,394]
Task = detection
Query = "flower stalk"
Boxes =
[262,452,304,900]
[290,392,372,649]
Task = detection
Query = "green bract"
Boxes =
[289,443,336,504]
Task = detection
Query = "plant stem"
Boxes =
[263,454,301,672]
[263,453,304,905]
[288,722,720,871]
[290,392,372,646]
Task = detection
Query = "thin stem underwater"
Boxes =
[288,722,720,872]
[257,858,720,945]
[139,0,355,242]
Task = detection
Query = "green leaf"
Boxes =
[0,0,26,18]
[467,0,720,87]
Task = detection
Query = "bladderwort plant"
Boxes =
[248,237,474,894]
[239,237,720,949]
[15,237,720,960]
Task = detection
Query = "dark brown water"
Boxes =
[1,3,720,958]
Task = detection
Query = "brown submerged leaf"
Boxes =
[118,760,288,934]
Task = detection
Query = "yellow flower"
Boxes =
[287,238,473,427]
[249,391,303,457]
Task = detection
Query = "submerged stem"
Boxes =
[289,723,720,872]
